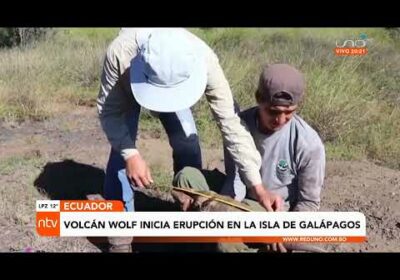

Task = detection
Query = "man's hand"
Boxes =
[125,153,153,188]
[251,184,283,212]
[260,243,288,253]
[250,184,285,253]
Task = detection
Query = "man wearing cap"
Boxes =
[174,64,326,252]
[97,28,282,252]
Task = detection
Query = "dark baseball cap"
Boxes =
[256,64,305,106]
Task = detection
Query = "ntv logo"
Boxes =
[335,33,369,56]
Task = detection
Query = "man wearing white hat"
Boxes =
[97,28,282,252]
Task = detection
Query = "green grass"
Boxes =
[0,153,43,176]
[0,152,99,252]
[192,28,400,168]
[0,29,115,121]
[1,28,400,169]
[0,153,45,225]
[151,165,174,189]
[65,28,119,41]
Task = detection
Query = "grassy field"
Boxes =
[0,28,400,168]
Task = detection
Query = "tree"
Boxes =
[0,28,53,48]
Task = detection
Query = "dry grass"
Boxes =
[0,152,100,252]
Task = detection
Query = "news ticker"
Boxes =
[36,200,367,243]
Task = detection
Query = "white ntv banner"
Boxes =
[59,212,366,237]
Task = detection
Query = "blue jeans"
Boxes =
[103,99,202,211]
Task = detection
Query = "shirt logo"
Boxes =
[277,159,289,171]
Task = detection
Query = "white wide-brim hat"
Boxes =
[130,28,207,112]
